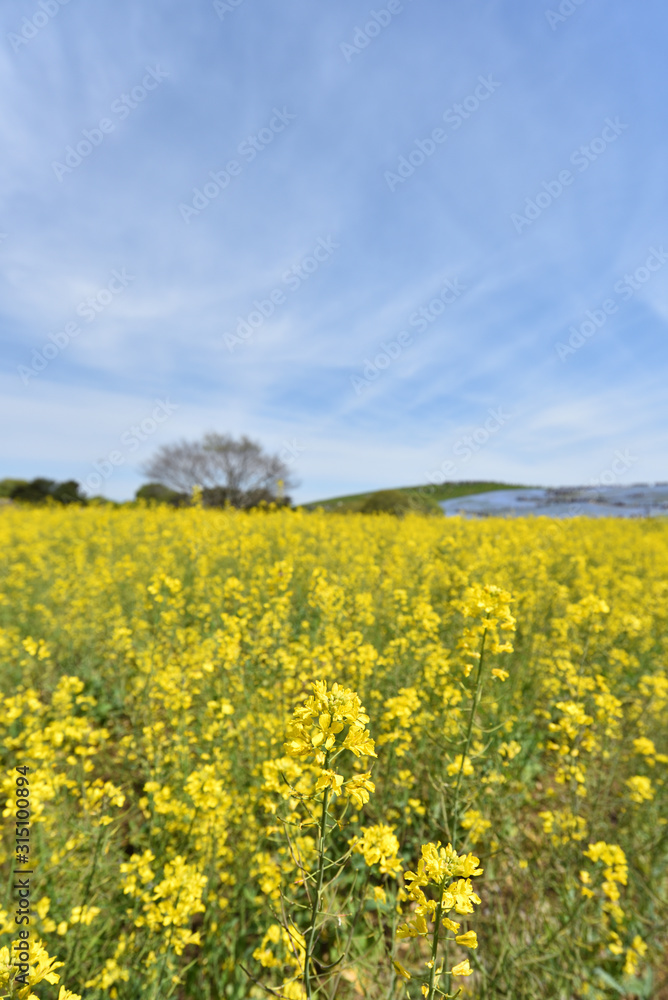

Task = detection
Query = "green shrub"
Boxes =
[357,489,442,516]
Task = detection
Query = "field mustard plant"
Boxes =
[395,843,483,998]
[252,681,377,998]
[0,938,78,1000]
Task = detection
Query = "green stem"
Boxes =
[426,877,447,1000]
[328,868,370,999]
[303,753,331,1000]
[65,823,104,978]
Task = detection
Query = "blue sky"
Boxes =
[2,0,667,502]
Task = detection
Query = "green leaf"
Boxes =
[593,966,625,994]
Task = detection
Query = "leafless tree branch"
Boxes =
[141,432,299,506]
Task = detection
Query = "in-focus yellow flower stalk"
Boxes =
[283,680,376,812]
[284,680,376,764]
[455,582,516,669]
[396,842,483,998]
[259,680,378,999]
[0,939,65,1000]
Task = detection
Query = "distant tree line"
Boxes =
[0,433,298,510]
[1,434,446,516]
[0,478,88,504]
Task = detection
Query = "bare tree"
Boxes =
[141,432,298,506]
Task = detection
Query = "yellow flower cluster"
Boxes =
[455,582,516,672]
[284,680,376,762]
[394,843,482,990]
[397,842,483,939]
[282,680,376,810]
[0,938,78,1000]
[121,853,207,954]
[352,823,402,875]
[582,841,628,903]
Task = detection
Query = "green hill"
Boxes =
[301,480,529,513]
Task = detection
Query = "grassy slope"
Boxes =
[301,480,531,512]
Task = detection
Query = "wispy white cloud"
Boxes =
[1,0,667,501]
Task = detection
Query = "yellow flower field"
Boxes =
[0,505,667,999]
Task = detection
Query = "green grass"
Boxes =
[301,480,532,512]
